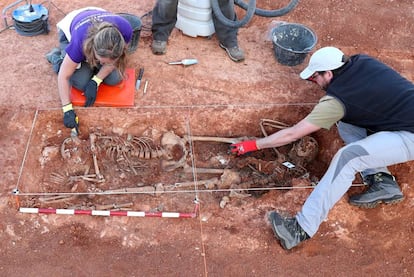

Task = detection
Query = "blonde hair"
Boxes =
[83,21,127,76]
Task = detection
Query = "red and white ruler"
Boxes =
[20,205,198,219]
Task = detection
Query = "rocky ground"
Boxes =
[1,0,414,276]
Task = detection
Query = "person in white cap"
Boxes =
[230,46,414,250]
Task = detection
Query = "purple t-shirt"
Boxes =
[66,10,132,63]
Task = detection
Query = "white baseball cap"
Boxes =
[300,46,345,79]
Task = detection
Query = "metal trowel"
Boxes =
[168,59,198,66]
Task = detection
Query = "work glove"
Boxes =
[84,75,103,107]
[230,140,258,156]
[62,103,79,132]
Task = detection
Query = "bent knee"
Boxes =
[336,144,369,168]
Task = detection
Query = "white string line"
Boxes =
[34,102,317,112]
[15,109,38,191]
[12,183,366,197]
[185,118,200,201]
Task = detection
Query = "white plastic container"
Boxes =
[175,0,215,37]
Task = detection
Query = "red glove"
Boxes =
[230,140,258,155]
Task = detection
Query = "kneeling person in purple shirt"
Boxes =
[46,7,133,131]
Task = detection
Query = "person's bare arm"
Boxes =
[58,55,78,106]
[256,118,321,149]
[95,64,116,80]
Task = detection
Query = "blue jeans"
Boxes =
[296,123,414,236]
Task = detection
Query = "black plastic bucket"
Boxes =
[118,13,142,53]
[272,23,317,66]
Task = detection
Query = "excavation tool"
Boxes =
[135,68,144,90]
[168,59,198,66]
[143,80,148,94]
[71,116,79,137]
[71,128,78,137]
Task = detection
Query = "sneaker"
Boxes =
[349,172,404,208]
[268,211,309,250]
[219,43,245,62]
[151,40,167,55]
[45,47,63,73]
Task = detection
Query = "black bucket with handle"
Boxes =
[272,23,317,66]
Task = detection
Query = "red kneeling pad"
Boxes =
[70,68,135,107]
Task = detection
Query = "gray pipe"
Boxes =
[235,0,300,17]
[211,0,256,28]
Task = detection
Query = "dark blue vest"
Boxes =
[327,54,414,133]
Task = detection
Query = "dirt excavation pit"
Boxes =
[15,104,328,214]
[3,0,414,275]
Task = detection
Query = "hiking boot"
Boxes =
[349,172,404,208]
[45,47,63,73]
[268,211,309,250]
[219,43,245,62]
[151,40,167,55]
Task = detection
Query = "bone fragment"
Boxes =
[184,135,240,144]
[220,196,230,209]
[166,177,220,189]
[60,137,72,159]
[90,133,104,180]
[105,186,156,195]
[92,153,104,180]
[39,195,77,203]
[183,166,225,174]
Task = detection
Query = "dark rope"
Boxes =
[211,0,256,28]
[234,0,300,17]
[212,0,300,28]
[13,14,49,36]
